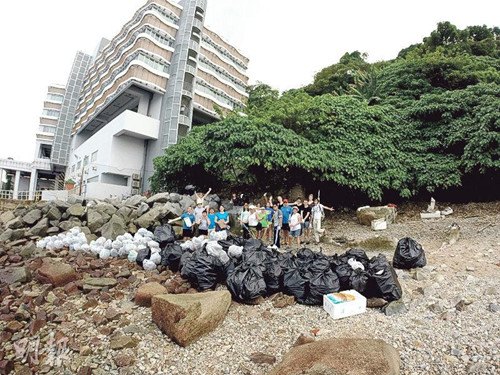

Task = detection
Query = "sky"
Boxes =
[0,0,498,161]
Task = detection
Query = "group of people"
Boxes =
[236,194,333,248]
[169,189,334,249]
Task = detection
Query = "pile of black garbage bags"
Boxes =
[152,225,426,305]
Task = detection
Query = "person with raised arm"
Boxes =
[311,198,334,244]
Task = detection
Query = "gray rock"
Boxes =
[137,202,150,216]
[116,206,133,221]
[0,229,14,243]
[45,206,62,221]
[0,229,25,242]
[47,227,60,235]
[168,193,181,203]
[357,206,397,226]
[83,277,118,288]
[53,200,70,210]
[58,217,82,232]
[19,242,37,258]
[428,301,447,314]
[94,202,117,216]
[66,204,86,218]
[382,300,408,316]
[27,218,49,237]
[146,192,170,205]
[208,201,219,211]
[165,202,183,217]
[0,210,15,225]
[221,200,233,211]
[179,195,196,211]
[123,195,146,207]
[488,303,499,313]
[6,217,24,230]
[135,205,170,229]
[99,215,126,240]
[87,209,105,233]
[0,266,31,284]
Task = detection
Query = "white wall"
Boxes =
[67,110,159,189]
[148,93,163,119]
[85,182,131,200]
[42,190,69,201]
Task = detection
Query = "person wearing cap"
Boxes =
[271,203,283,249]
[289,206,303,247]
[280,199,293,247]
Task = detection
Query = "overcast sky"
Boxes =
[0,0,498,161]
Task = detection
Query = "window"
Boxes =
[91,151,97,162]
[47,93,64,103]
[42,109,60,118]
[87,176,98,183]
[83,156,89,167]
[71,165,75,173]
[77,161,82,170]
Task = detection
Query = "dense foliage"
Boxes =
[152,22,500,203]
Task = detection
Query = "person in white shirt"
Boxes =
[311,198,334,244]
[289,206,303,247]
[239,203,250,239]
[247,205,260,238]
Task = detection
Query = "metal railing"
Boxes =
[0,190,43,201]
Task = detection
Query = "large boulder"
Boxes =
[116,206,133,221]
[67,204,86,218]
[146,192,170,205]
[151,290,231,347]
[137,202,150,216]
[58,217,82,232]
[36,259,77,287]
[135,282,168,307]
[22,209,42,226]
[45,206,62,221]
[94,202,117,216]
[5,217,23,230]
[123,195,146,207]
[53,200,70,211]
[168,193,181,203]
[269,338,400,375]
[165,202,183,217]
[0,229,25,243]
[27,218,49,237]
[357,206,397,226]
[179,196,195,211]
[99,215,127,240]
[0,211,15,225]
[135,205,172,229]
[87,209,106,233]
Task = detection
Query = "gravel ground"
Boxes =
[1,201,499,374]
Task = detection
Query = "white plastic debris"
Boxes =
[128,250,138,263]
[206,241,230,264]
[348,258,365,271]
[142,259,157,271]
[209,230,228,241]
[150,252,162,265]
[228,245,243,259]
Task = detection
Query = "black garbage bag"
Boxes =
[180,248,226,291]
[154,225,176,247]
[160,243,184,271]
[306,267,340,305]
[262,255,282,294]
[226,261,267,302]
[136,248,151,266]
[283,267,309,303]
[393,237,427,269]
[333,262,353,290]
[349,269,369,294]
[243,238,264,252]
[277,252,296,271]
[284,256,339,305]
[366,254,402,301]
[339,248,370,268]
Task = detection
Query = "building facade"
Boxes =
[65,0,249,199]
[1,0,249,200]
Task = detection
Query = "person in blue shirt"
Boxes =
[207,207,217,234]
[215,205,230,232]
[169,206,196,240]
[280,199,293,247]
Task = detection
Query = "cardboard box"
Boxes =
[323,290,367,320]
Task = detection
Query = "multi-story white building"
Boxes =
[1,0,249,200]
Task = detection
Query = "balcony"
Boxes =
[189,40,199,52]
[179,115,191,126]
[185,64,197,76]
[111,110,159,140]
